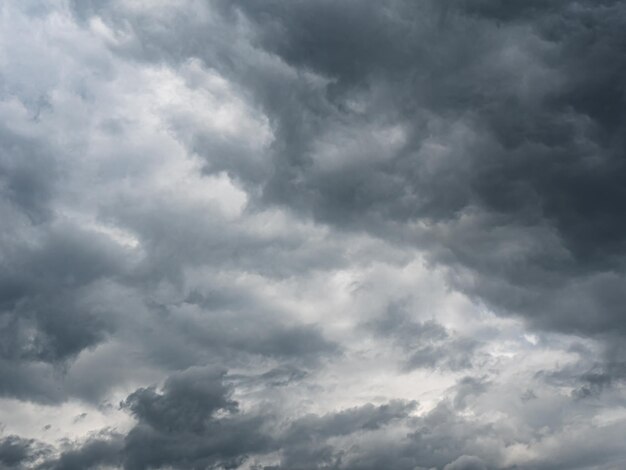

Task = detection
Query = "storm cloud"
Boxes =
[2,1,626,469]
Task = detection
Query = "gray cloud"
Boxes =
[0,435,52,469]
[365,302,481,372]
[91,0,626,341]
[41,433,124,470]
[225,0,626,339]
[2,1,626,469]
[7,366,626,470]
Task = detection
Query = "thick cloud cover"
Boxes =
[2,1,626,469]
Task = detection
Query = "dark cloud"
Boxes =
[3,1,626,469]
[216,0,626,341]
[24,369,273,470]
[0,215,131,401]
[123,0,620,343]
[24,371,494,470]
[41,433,124,470]
[7,366,626,470]
[0,126,57,223]
[0,225,123,363]
[0,435,51,469]
[120,368,273,470]
[84,0,626,339]
[0,86,138,403]
[122,368,237,434]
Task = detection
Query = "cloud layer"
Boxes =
[2,1,626,469]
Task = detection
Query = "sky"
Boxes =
[1,1,626,469]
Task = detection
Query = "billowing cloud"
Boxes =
[2,1,626,469]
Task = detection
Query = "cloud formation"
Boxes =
[2,1,626,469]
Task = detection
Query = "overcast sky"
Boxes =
[1,1,626,469]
